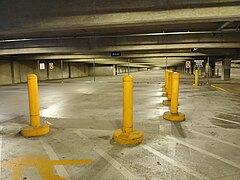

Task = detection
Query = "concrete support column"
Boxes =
[115,64,118,75]
[172,66,177,72]
[209,59,216,77]
[10,59,15,84]
[190,60,194,74]
[221,59,231,80]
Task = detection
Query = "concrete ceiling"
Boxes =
[0,0,240,67]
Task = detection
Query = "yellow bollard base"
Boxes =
[163,111,185,121]
[162,100,171,106]
[192,83,199,87]
[21,123,50,137]
[162,93,167,97]
[162,89,167,92]
[113,129,143,145]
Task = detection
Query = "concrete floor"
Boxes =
[0,70,240,180]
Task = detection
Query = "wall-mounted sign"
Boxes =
[111,52,121,57]
[39,63,45,70]
[185,61,191,68]
[49,62,54,69]
[194,60,204,67]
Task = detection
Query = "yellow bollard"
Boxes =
[162,70,169,92]
[21,74,49,137]
[113,75,143,145]
[162,70,171,96]
[122,75,133,133]
[193,69,199,86]
[162,71,173,106]
[163,72,185,121]
[162,70,168,88]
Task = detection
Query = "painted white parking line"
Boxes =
[209,116,240,125]
[215,111,240,118]
[0,91,26,93]
[168,140,177,157]
[95,148,139,180]
[40,140,71,180]
[167,136,240,169]
[75,130,139,180]
[191,130,240,149]
[142,145,209,180]
[0,126,2,177]
[78,128,112,133]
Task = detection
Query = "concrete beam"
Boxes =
[101,42,240,51]
[1,4,240,36]
[99,52,207,58]
[119,63,150,68]
[132,60,185,65]
[221,59,231,80]
[1,42,240,55]
[130,57,192,62]
[1,33,240,49]
[64,58,129,65]
[14,52,206,60]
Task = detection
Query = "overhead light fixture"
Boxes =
[191,48,198,52]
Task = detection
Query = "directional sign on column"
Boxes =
[49,62,54,69]
[111,52,121,57]
[194,60,204,68]
[39,63,45,70]
[185,61,191,68]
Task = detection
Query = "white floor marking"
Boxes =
[40,140,71,180]
[78,128,113,133]
[0,91,26,93]
[142,145,209,180]
[0,126,2,177]
[191,130,240,149]
[216,111,240,118]
[159,124,165,134]
[74,130,139,180]
[167,136,240,169]
[168,140,176,157]
[95,148,139,180]
[209,116,240,125]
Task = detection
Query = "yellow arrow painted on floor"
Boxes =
[1,154,93,180]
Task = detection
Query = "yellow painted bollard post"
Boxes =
[163,72,185,121]
[113,75,143,145]
[21,74,49,137]
[162,71,173,106]
[162,70,168,88]
[193,69,199,86]
[162,70,169,92]
[162,70,170,97]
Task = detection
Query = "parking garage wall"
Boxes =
[0,60,12,84]
[231,66,240,79]
[0,59,146,85]
[18,61,39,82]
[117,66,145,74]
[0,59,89,85]
[216,62,240,79]
[118,66,127,74]
[70,63,88,78]
[88,65,146,76]
[48,61,66,80]
[88,65,115,76]
[174,62,240,80]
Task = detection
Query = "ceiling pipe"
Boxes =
[216,21,232,31]
[222,28,240,32]
[0,29,240,43]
